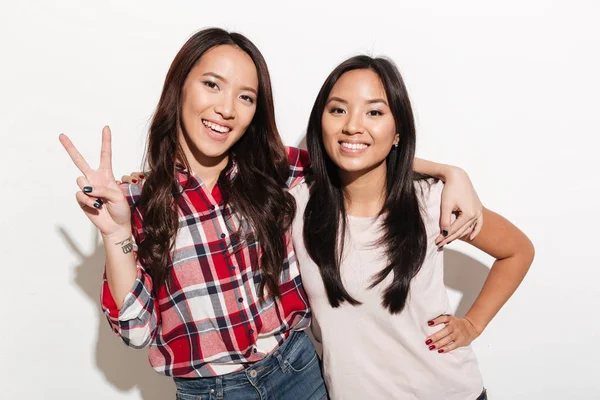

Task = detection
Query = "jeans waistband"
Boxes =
[174,330,308,393]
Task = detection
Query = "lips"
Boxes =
[202,119,232,134]
[340,141,369,150]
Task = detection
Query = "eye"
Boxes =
[367,110,383,116]
[240,94,255,104]
[203,81,219,90]
[329,107,346,114]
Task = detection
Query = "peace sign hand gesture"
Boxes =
[59,126,131,238]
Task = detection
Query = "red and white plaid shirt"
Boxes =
[101,147,311,377]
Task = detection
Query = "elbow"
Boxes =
[123,332,152,349]
[526,238,535,265]
[520,238,536,271]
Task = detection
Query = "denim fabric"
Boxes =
[174,330,327,400]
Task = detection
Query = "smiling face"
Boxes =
[321,68,399,180]
[179,44,258,167]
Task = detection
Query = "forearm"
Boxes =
[464,253,533,334]
[102,227,139,309]
[413,158,462,182]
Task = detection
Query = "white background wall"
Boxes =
[1,1,598,399]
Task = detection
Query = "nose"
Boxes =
[214,91,235,120]
[342,111,364,135]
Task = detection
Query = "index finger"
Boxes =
[437,213,475,246]
[59,134,92,175]
[99,126,112,171]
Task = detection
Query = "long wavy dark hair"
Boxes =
[303,55,428,314]
[136,28,295,299]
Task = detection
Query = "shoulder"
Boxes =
[286,146,311,169]
[285,146,311,189]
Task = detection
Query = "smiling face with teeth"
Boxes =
[179,45,258,171]
[321,68,399,180]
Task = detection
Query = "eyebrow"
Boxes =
[326,96,388,106]
[326,97,348,105]
[366,98,388,106]
[202,72,258,95]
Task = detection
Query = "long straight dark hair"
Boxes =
[136,28,295,298]
[303,55,428,314]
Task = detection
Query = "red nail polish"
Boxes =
[429,345,435,350]
[438,349,444,353]
[425,339,432,345]
[428,321,434,326]
[132,179,138,183]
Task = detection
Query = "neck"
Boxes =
[179,134,229,192]
[340,161,387,217]
[189,155,229,192]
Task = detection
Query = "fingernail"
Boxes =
[132,179,138,183]
[96,198,104,205]
[93,202,101,209]
[425,339,432,345]
[429,345,436,350]
[438,349,444,353]
[442,230,449,237]
[427,321,434,326]
[448,241,453,245]
[83,186,93,193]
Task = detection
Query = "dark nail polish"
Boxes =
[132,179,138,183]
[93,202,101,209]
[96,198,104,205]
[427,321,434,326]
[83,186,92,193]
[438,349,444,353]
[425,339,432,345]
[442,230,449,237]
[448,241,453,245]
[429,345,436,350]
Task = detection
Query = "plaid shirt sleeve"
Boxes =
[285,146,311,189]
[100,182,160,349]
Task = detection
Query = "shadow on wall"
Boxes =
[58,227,174,400]
[443,249,490,317]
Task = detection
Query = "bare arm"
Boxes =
[426,207,535,354]
[103,228,139,309]
[414,158,484,244]
[60,127,142,308]
[413,158,454,181]
[462,208,535,334]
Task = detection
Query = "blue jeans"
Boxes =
[173,330,328,400]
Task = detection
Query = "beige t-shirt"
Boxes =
[291,180,484,400]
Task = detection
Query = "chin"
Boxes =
[197,144,231,159]
[333,159,368,173]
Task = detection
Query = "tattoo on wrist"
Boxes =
[115,237,133,254]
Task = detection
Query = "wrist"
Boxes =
[442,165,466,183]
[463,315,485,337]
[101,226,132,243]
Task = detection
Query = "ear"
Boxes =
[393,133,400,146]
